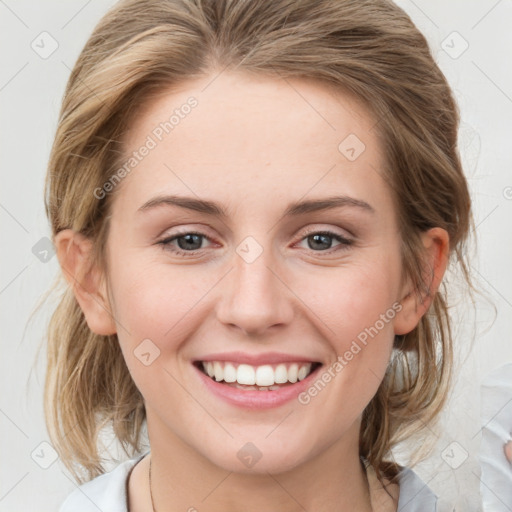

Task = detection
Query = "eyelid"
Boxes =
[297,225,353,242]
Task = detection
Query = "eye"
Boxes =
[157,231,213,256]
[156,228,354,257]
[296,229,353,253]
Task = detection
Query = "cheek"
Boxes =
[298,266,399,418]
[296,260,400,342]
[108,262,201,404]
[292,257,401,411]
[108,257,201,353]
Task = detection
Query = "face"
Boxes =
[103,71,407,474]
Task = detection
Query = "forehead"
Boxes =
[113,71,392,219]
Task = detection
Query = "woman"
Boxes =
[43,1,473,510]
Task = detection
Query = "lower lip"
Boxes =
[193,363,322,410]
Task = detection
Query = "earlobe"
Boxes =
[394,227,449,336]
[54,229,117,336]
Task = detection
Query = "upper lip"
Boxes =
[194,351,322,366]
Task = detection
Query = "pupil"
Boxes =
[309,234,331,251]
[179,234,201,250]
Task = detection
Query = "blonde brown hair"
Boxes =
[43,0,472,485]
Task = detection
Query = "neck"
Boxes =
[137,412,373,512]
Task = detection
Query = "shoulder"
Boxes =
[367,461,444,512]
[479,363,512,508]
[59,451,148,512]
[397,466,448,512]
[61,455,447,512]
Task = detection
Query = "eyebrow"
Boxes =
[137,194,375,217]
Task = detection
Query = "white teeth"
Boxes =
[255,365,274,386]
[237,364,255,385]
[223,363,237,383]
[200,361,315,387]
[297,365,309,381]
[274,364,288,384]
[214,361,223,382]
[288,363,298,383]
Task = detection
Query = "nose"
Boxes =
[215,242,294,337]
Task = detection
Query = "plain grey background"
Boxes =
[1,0,511,510]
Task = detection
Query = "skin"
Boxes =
[55,71,449,512]
[505,442,512,463]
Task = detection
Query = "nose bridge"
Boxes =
[216,234,293,335]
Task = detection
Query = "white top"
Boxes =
[59,451,441,512]
[479,363,512,510]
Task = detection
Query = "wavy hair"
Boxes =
[43,0,473,485]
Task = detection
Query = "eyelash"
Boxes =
[156,228,354,257]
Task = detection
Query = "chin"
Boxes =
[203,439,314,476]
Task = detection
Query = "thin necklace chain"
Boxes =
[148,456,379,512]
[149,456,157,512]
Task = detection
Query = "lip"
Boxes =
[193,360,323,410]
[193,351,322,366]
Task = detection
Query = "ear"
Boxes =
[54,229,117,336]
[394,227,449,336]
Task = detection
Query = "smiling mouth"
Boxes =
[194,361,322,391]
